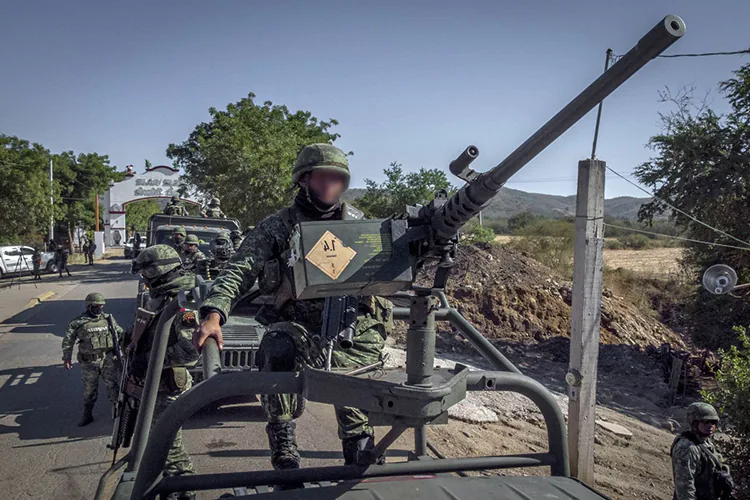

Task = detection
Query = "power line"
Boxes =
[612,48,750,62]
[604,223,750,252]
[604,166,750,249]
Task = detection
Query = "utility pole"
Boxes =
[567,158,606,483]
[95,192,100,232]
[49,158,54,246]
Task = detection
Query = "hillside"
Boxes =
[345,186,652,220]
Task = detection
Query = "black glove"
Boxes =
[715,470,734,499]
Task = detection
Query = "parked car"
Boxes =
[0,246,56,278]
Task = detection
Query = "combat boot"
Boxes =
[342,432,385,466]
[266,422,300,470]
[78,405,94,427]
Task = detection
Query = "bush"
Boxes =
[509,220,575,277]
[605,239,624,250]
[618,233,652,250]
[463,221,496,244]
[703,326,750,497]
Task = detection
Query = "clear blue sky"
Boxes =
[1,1,746,198]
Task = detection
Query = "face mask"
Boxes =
[88,305,103,316]
[174,236,185,245]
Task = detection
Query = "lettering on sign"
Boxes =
[305,230,357,280]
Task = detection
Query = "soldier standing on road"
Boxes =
[32,247,42,280]
[56,245,72,278]
[195,144,392,474]
[62,293,124,426]
[87,240,96,265]
[172,227,187,256]
[671,402,734,499]
[181,234,206,274]
[130,245,200,499]
[205,197,226,218]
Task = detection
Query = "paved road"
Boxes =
[0,260,412,499]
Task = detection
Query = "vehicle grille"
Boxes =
[222,349,258,370]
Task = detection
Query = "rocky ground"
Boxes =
[388,243,699,499]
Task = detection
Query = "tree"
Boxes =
[507,211,537,234]
[0,135,54,245]
[634,64,750,348]
[167,93,342,226]
[354,162,455,218]
[126,199,161,234]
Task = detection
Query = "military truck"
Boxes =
[138,213,265,379]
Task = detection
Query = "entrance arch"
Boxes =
[101,164,201,246]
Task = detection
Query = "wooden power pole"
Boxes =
[567,158,606,483]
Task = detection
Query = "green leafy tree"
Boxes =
[167,93,341,226]
[635,64,750,348]
[463,220,496,244]
[703,326,750,497]
[354,162,455,218]
[507,211,537,234]
[0,135,54,246]
[125,199,161,235]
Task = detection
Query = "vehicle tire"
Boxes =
[46,261,58,274]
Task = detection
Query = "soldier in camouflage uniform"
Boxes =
[131,245,200,500]
[164,195,188,216]
[195,144,392,474]
[229,229,244,251]
[671,402,734,499]
[172,227,187,255]
[205,197,226,218]
[62,293,124,426]
[206,230,234,279]
[181,234,206,274]
[32,247,42,280]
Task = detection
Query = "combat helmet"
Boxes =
[84,292,106,306]
[686,402,719,425]
[291,144,350,186]
[173,227,187,237]
[132,245,182,279]
[171,195,179,203]
[211,231,233,260]
[209,197,220,206]
[185,234,200,245]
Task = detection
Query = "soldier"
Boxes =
[671,402,734,499]
[181,234,206,273]
[205,197,226,218]
[206,231,233,279]
[87,240,97,265]
[229,229,244,251]
[130,245,200,499]
[32,247,42,280]
[172,227,187,255]
[164,195,188,216]
[62,293,124,426]
[56,245,72,278]
[195,144,392,474]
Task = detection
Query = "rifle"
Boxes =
[321,295,358,371]
[105,315,124,369]
[107,352,138,465]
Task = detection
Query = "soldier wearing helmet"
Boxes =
[195,144,392,475]
[130,245,201,497]
[229,229,244,251]
[164,195,188,216]
[62,293,124,426]
[671,402,734,499]
[205,197,226,218]
[181,234,207,275]
[172,227,187,254]
[208,230,233,277]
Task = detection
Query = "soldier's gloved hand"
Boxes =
[63,359,73,370]
[194,312,224,352]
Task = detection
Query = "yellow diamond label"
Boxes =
[305,230,356,280]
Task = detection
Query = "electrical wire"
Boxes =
[611,48,750,62]
[604,223,750,252]
[604,166,750,249]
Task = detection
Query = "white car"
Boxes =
[0,246,57,278]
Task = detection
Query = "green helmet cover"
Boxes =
[686,402,719,424]
[185,234,200,245]
[210,197,220,206]
[291,144,350,185]
[173,227,187,237]
[133,244,182,279]
[85,292,106,306]
[171,195,179,203]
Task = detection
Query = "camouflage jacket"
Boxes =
[206,207,225,218]
[131,273,200,378]
[181,249,206,271]
[164,203,188,216]
[671,431,728,500]
[200,202,393,336]
[62,312,124,361]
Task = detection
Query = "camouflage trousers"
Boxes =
[151,375,195,478]
[259,318,385,440]
[79,354,120,407]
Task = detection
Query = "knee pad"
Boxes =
[259,332,296,372]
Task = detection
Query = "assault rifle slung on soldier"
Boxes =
[98,14,686,500]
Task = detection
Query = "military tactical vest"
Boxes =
[75,314,114,355]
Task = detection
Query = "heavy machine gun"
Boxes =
[98,14,686,500]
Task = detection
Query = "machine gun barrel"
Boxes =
[432,15,686,239]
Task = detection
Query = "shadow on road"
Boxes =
[0,364,114,442]
[1,297,136,337]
